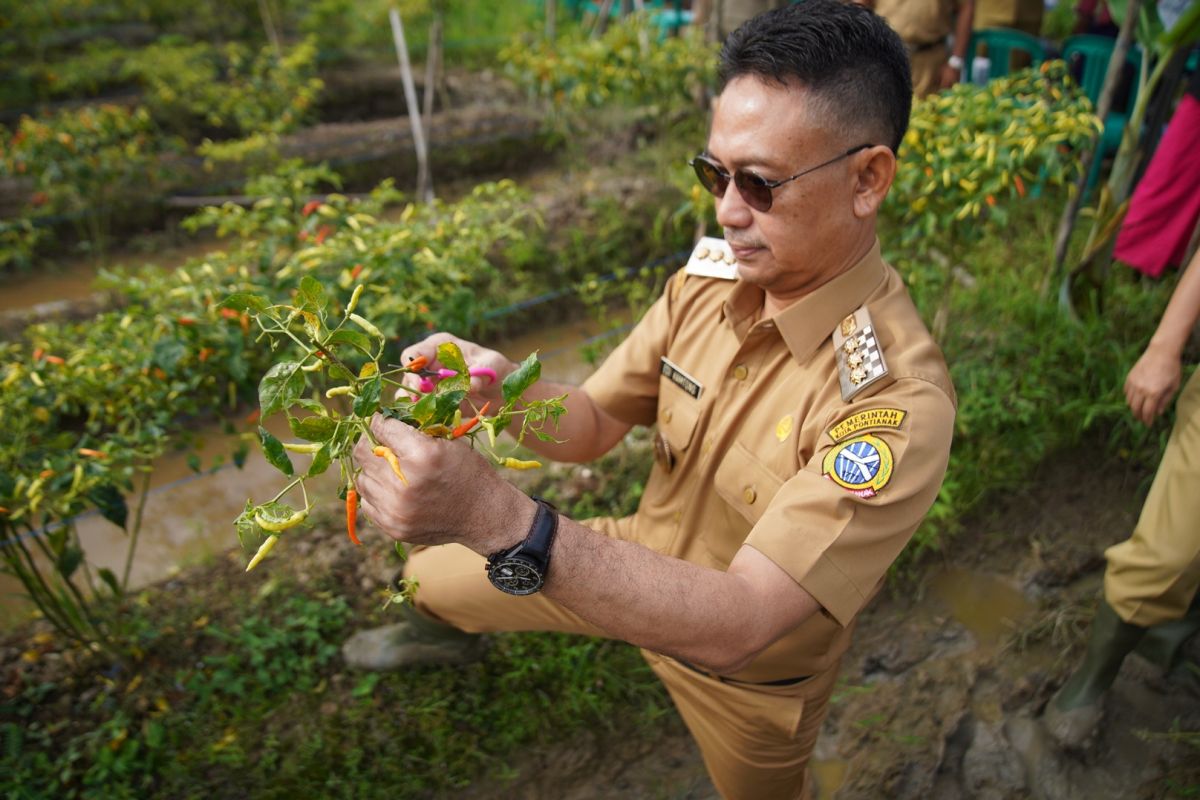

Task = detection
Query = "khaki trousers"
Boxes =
[405,516,840,800]
[1105,369,1200,627]
[910,43,949,99]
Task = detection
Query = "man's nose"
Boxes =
[714,181,754,229]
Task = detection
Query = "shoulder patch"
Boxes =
[822,434,894,498]
[832,306,889,402]
[684,236,738,280]
[828,408,907,442]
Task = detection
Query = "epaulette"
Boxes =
[684,236,738,280]
[833,305,889,402]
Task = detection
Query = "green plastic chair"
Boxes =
[1061,34,1142,199]
[964,28,1048,83]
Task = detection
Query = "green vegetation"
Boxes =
[1,8,1193,797]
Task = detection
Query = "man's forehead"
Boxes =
[709,76,829,163]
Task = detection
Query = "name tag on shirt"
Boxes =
[660,357,703,399]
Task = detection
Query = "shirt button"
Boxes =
[663,408,673,423]
[733,364,749,381]
[742,487,757,505]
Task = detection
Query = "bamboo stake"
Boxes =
[422,6,444,198]
[389,7,434,203]
[546,0,557,39]
[1044,0,1142,298]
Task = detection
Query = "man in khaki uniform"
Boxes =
[973,0,1041,34]
[1046,247,1200,748]
[352,3,955,797]
[868,0,975,98]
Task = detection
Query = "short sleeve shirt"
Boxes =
[582,241,956,681]
[876,0,958,46]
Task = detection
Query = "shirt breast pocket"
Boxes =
[710,441,785,565]
[659,396,700,453]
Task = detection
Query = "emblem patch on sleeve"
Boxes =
[827,408,907,442]
[822,434,893,498]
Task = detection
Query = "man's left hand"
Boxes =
[939,63,961,90]
[352,414,533,554]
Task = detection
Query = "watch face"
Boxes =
[488,555,545,596]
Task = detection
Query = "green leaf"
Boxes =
[435,342,472,392]
[308,445,332,477]
[502,352,542,406]
[298,275,329,314]
[289,415,337,442]
[353,374,382,417]
[218,293,268,313]
[433,389,466,425]
[57,546,83,580]
[293,398,327,415]
[232,440,250,470]
[88,484,128,529]
[326,329,374,356]
[258,361,306,417]
[152,338,187,372]
[97,567,122,597]
[258,426,294,476]
[186,453,202,474]
[410,391,437,426]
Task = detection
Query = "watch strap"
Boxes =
[523,496,558,569]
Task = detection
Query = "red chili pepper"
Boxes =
[298,230,310,242]
[198,347,214,362]
[301,199,321,217]
[451,401,490,439]
[45,355,65,365]
[177,316,196,326]
[32,348,44,361]
[346,489,361,546]
[220,308,241,320]
[245,409,260,425]
[153,367,167,380]
[314,225,333,245]
[38,469,54,479]
[240,313,250,335]
[350,263,363,280]
[1014,175,1027,198]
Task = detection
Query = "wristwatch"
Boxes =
[947,54,965,71]
[485,497,558,596]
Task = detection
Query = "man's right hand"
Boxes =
[399,332,517,408]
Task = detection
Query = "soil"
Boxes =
[6,440,1198,799]
[462,443,1200,800]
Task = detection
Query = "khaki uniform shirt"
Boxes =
[876,0,958,46]
[582,240,956,681]
[973,0,1042,33]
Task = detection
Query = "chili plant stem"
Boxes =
[121,468,153,593]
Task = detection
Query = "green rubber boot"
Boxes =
[1044,600,1146,748]
[341,574,487,671]
[1134,592,1200,674]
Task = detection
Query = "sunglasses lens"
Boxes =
[733,172,772,212]
[692,158,728,198]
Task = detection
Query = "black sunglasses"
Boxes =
[689,144,874,212]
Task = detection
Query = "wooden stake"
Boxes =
[390,7,433,203]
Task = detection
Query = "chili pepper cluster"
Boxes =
[225,280,567,584]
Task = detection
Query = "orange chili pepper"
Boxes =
[0,507,8,515]
[44,355,65,365]
[198,347,214,362]
[220,308,240,320]
[301,200,321,217]
[350,263,363,280]
[78,448,106,458]
[32,348,44,361]
[985,195,996,207]
[346,489,361,545]
[406,354,428,372]
[39,469,54,479]
[314,225,333,245]
[1013,175,1026,198]
[245,409,260,425]
[240,313,250,335]
[372,446,408,485]
[177,316,196,326]
[452,401,490,439]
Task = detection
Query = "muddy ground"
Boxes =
[455,443,1200,800]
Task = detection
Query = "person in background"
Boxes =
[1044,244,1200,748]
[973,0,1042,35]
[1112,67,1200,279]
[691,0,790,40]
[348,3,956,797]
[863,0,976,97]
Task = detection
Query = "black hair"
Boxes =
[718,0,912,152]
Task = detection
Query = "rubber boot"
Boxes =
[1133,592,1200,674]
[1043,600,1146,748]
[341,574,488,671]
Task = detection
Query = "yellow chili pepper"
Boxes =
[373,445,408,485]
[501,458,542,470]
[326,385,355,398]
[254,509,308,532]
[281,442,323,453]
[346,284,364,314]
[349,313,384,340]
[245,535,279,572]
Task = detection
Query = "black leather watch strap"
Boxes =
[523,496,559,569]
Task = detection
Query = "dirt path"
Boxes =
[469,442,1200,799]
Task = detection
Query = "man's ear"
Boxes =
[852,145,896,219]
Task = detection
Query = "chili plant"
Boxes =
[224,280,566,598]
